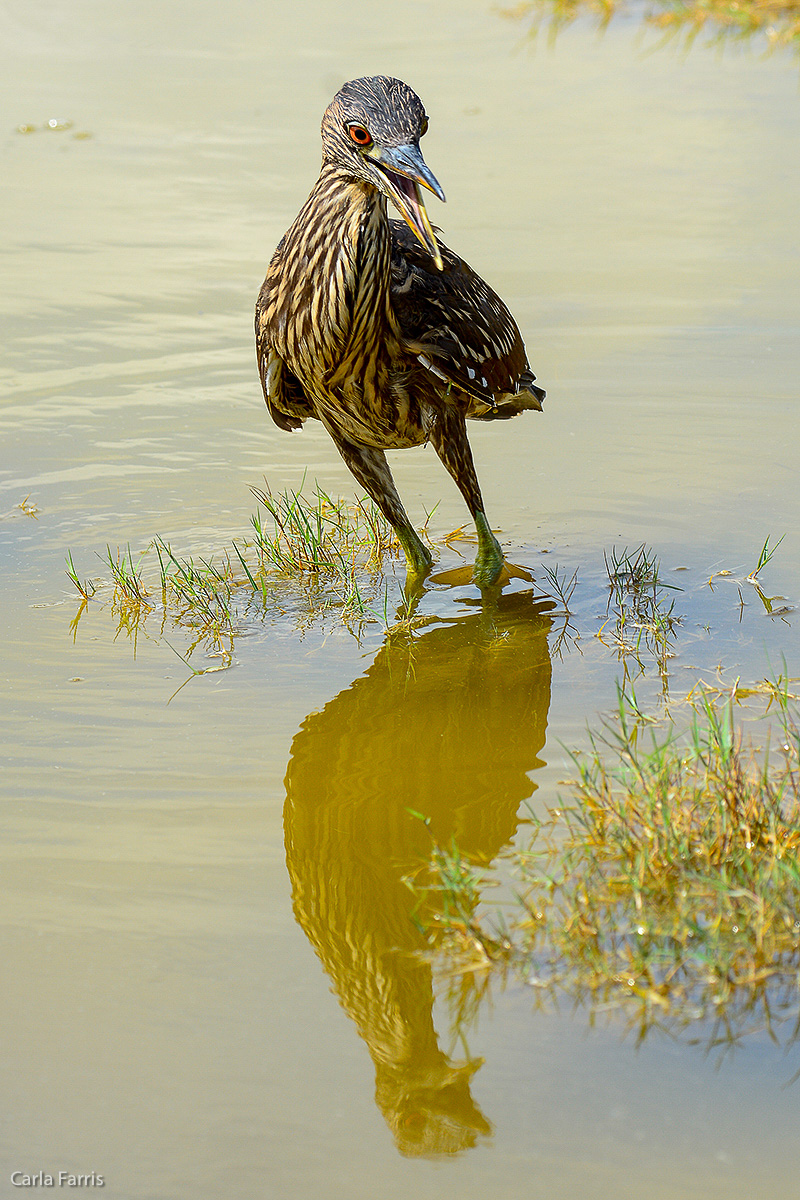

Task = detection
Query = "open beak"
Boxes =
[370,142,446,271]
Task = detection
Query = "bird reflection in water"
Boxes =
[284,588,553,1156]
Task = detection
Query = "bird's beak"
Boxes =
[370,142,446,271]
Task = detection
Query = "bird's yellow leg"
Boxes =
[325,426,433,584]
[428,407,505,588]
[395,524,433,589]
[473,511,504,588]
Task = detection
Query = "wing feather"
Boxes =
[255,276,313,432]
[389,220,545,418]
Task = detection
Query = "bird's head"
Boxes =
[321,76,446,271]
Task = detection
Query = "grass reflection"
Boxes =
[507,0,800,58]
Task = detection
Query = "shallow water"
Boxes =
[2,2,800,1197]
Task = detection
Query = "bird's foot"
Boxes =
[431,560,534,589]
[472,555,504,589]
[397,527,434,596]
[472,512,505,589]
[402,563,432,601]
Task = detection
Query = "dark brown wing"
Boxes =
[389,219,545,417]
[255,249,314,433]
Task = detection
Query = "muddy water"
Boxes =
[2,1,800,1197]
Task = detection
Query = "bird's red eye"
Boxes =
[348,125,372,146]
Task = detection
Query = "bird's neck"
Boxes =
[308,166,399,377]
[267,165,401,397]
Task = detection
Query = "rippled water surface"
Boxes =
[2,2,800,1197]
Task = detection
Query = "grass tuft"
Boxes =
[104,544,152,607]
[66,550,97,601]
[249,481,399,576]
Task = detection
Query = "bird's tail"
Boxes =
[469,377,545,422]
[522,382,546,411]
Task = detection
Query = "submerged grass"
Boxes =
[65,483,428,662]
[598,543,682,690]
[65,490,790,697]
[410,685,800,1045]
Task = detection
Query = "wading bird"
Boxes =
[255,76,545,587]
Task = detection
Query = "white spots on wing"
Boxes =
[418,353,448,382]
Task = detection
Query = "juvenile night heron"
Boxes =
[255,75,545,587]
